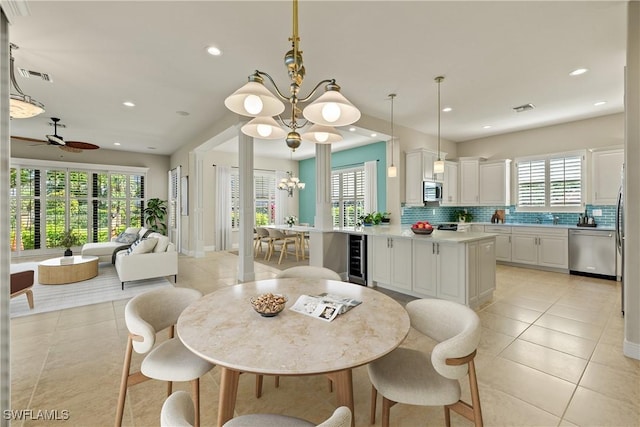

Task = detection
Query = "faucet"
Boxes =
[534,216,542,224]
[553,216,559,225]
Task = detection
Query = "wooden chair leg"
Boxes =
[381,397,396,427]
[274,376,280,388]
[167,381,173,397]
[370,385,377,424]
[328,378,333,392]
[255,375,263,398]
[191,378,200,427]
[444,406,452,427]
[468,359,483,427]
[115,337,134,427]
[26,289,34,309]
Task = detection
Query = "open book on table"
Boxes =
[289,293,362,322]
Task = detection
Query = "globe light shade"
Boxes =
[10,95,45,119]
[303,88,360,127]
[387,165,397,178]
[225,81,285,117]
[241,117,287,140]
[433,159,445,174]
[301,124,343,144]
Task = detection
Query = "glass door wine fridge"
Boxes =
[348,234,367,285]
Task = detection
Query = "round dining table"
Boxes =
[177,278,410,427]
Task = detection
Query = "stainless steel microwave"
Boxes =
[423,180,443,203]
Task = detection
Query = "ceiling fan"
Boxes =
[12,117,100,153]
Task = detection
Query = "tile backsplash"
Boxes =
[401,205,616,227]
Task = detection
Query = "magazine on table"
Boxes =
[289,293,362,322]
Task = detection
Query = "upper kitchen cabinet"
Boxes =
[441,161,458,206]
[459,157,511,206]
[479,159,511,206]
[591,148,624,205]
[405,148,444,206]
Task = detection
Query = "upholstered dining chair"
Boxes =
[266,228,298,264]
[116,288,214,427]
[161,391,195,427]
[254,227,270,257]
[367,298,483,427]
[10,270,35,309]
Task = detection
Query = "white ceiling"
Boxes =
[7,1,626,159]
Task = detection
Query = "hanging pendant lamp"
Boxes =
[433,76,445,174]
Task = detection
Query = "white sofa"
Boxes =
[114,232,178,290]
[81,227,151,263]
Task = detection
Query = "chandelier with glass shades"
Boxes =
[278,171,305,197]
[9,43,45,119]
[224,0,361,151]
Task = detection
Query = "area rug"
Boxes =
[9,262,173,318]
[229,249,309,270]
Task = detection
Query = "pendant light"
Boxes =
[433,76,445,174]
[387,93,397,178]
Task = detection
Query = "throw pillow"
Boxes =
[115,232,139,244]
[131,237,158,254]
[153,235,171,253]
[124,227,141,235]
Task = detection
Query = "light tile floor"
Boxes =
[9,252,640,426]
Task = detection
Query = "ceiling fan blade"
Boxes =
[66,141,100,150]
[11,135,47,143]
[59,146,82,153]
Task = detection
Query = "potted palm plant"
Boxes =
[59,228,81,257]
[143,198,168,234]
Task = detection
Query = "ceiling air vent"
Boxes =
[513,103,535,113]
[18,67,53,82]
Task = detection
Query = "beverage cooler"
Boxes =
[347,234,367,285]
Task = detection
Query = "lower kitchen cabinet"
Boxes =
[484,225,512,262]
[468,239,497,307]
[511,227,568,269]
[370,235,412,291]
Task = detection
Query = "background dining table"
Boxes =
[177,278,410,427]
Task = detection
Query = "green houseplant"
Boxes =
[359,212,384,226]
[453,210,474,223]
[143,198,168,234]
[59,228,81,256]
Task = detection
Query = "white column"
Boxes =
[238,132,256,282]
[314,143,333,230]
[624,1,640,360]
[0,9,10,417]
[189,151,205,257]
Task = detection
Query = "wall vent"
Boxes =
[18,68,52,82]
[513,103,535,113]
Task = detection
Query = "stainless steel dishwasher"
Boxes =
[569,228,617,280]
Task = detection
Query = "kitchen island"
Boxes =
[308,226,497,308]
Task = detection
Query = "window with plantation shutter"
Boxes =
[230,169,277,229]
[331,167,365,227]
[515,151,584,210]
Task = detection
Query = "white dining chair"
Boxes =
[367,298,483,427]
[116,288,214,427]
[222,406,352,427]
[254,227,270,257]
[266,228,298,264]
[161,391,195,427]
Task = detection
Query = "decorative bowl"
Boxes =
[411,227,434,235]
[250,293,288,317]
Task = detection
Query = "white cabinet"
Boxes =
[511,227,568,269]
[484,225,512,262]
[405,149,443,206]
[459,158,480,205]
[467,239,497,308]
[412,239,438,297]
[592,148,623,205]
[479,160,511,205]
[441,161,458,206]
[371,235,412,291]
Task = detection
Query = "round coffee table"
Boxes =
[38,255,99,285]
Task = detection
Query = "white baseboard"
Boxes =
[623,339,640,360]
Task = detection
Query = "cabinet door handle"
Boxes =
[509,236,511,243]
[432,243,435,254]
[437,243,440,255]
[390,238,393,249]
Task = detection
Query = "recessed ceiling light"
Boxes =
[114,142,121,146]
[349,127,356,132]
[206,46,222,56]
[370,133,377,137]
[442,107,452,112]
[482,125,492,129]
[569,68,588,76]
[594,101,607,106]
[123,101,135,107]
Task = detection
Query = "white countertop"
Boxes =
[329,225,497,243]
